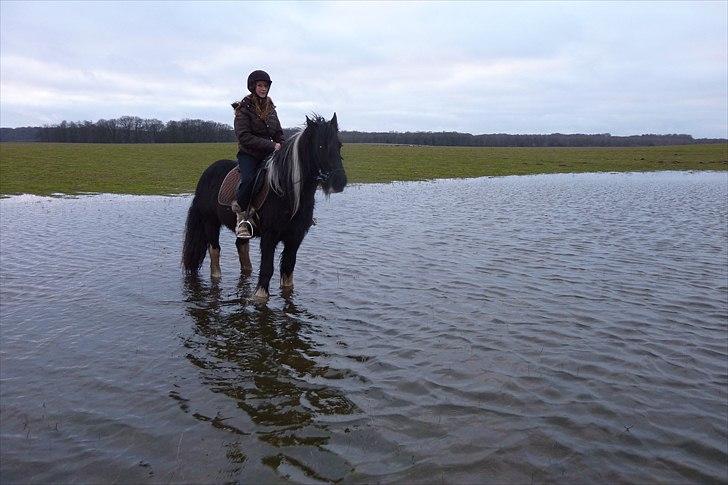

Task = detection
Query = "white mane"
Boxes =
[265,129,304,216]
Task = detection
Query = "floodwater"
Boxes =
[1,171,727,484]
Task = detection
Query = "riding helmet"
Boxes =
[247,70,272,93]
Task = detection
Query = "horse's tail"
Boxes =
[182,194,208,274]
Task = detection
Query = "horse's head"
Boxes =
[306,113,347,194]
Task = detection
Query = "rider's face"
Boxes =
[255,81,270,98]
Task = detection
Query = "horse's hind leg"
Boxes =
[235,238,252,276]
[205,222,222,278]
[280,236,303,289]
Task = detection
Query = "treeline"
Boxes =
[1,117,725,146]
[341,131,726,147]
[1,117,232,143]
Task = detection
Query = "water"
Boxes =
[1,171,727,483]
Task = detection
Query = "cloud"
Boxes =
[1,1,726,137]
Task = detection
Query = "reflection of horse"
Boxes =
[180,275,358,452]
[182,114,347,299]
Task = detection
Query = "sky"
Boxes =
[1,1,726,137]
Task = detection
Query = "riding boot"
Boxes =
[231,201,253,239]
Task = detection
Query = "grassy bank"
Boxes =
[0,142,726,196]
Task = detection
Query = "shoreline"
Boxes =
[2,169,725,199]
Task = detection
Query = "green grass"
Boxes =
[0,142,726,196]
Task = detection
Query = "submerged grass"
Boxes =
[0,142,726,196]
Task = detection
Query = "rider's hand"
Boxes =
[274,143,282,151]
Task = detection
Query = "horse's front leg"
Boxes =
[235,238,252,276]
[254,234,278,299]
[280,236,303,289]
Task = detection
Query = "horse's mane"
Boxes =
[265,115,332,217]
[264,129,305,216]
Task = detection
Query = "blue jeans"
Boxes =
[236,151,261,210]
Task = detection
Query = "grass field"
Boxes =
[0,142,726,196]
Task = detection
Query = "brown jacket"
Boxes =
[232,95,284,161]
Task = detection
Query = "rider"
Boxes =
[231,69,284,239]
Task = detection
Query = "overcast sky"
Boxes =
[1,1,726,137]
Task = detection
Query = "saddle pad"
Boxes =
[218,167,240,206]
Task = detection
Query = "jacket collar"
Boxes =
[232,94,275,111]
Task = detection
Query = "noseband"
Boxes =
[315,168,345,182]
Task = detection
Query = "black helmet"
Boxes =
[247,70,272,93]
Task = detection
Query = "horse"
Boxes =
[182,113,347,299]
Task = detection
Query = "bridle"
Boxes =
[315,168,345,182]
[314,141,345,183]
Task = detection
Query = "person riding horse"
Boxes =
[183,112,346,298]
[231,69,284,239]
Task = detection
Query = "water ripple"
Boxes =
[1,172,727,483]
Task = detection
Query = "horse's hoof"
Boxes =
[253,287,269,300]
[280,274,294,288]
[211,271,222,279]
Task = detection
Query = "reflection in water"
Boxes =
[180,275,358,480]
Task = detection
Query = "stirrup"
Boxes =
[236,219,254,239]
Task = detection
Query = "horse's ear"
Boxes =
[330,112,338,129]
[305,115,312,126]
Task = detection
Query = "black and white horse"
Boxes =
[182,114,347,299]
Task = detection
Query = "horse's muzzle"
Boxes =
[328,172,347,194]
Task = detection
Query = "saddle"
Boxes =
[217,166,270,214]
